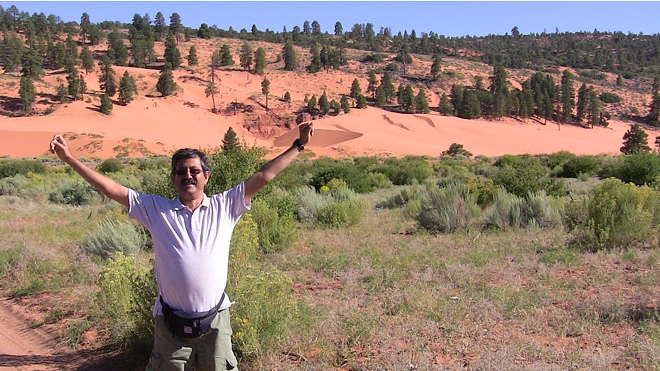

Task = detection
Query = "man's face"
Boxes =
[171,157,209,201]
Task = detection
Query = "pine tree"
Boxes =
[307,95,317,114]
[586,87,601,128]
[164,32,181,69]
[379,72,395,103]
[350,78,362,102]
[20,48,44,79]
[415,88,430,114]
[79,12,92,45]
[261,76,270,109]
[239,42,252,71]
[284,92,291,103]
[647,77,660,126]
[100,93,113,115]
[98,56,117,97]
[575,83,589,123]
[254,47,266,75]
[222,127,240,151]
[401,84,415,112]
[80,45,95,74]
[366,70,379,99]
[1,33,23,73]
[107,31,128,66]
[356,94,368,109]
[340,94,350,113]
[18,76,36,114]
[118,71,137,105]
[489,64,509,119]
[220,44,234,66]
[307,43,322,73]
[430,52,442,81]
[319,90,330,115]
[439,93,454,116]
[560,69,575,123]
[156,62,177,97]
[187,45,198,66]
[620,123,651,154]
[282,42,297,71]
[66,67,81,99]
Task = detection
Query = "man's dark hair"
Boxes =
[171,148,210,173]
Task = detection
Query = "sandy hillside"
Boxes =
[0,37,655,160]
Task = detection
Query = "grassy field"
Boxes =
[1,154,660,370]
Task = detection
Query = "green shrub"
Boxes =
[0,174,29,196]
[566,178,660,251]
[598,153,660,186]
[97,158,124,174]
[485,189,561,230]
[542,151,576,171]
[558,155,600,178]
[416,182,480,234]
[309,159,374,193]
[80,219,148,259]
[250,202,297,254]
[291,186,331,223]
[48,179,102,205]
[484,188,523,231]
[491,154,567,197]
[599,92,623,104]
[378,179,428,209]
[374,156,433,185]
[96,253,158,351]
[0,158,46,178]
[361,54,386,63]
[228,213,297,359]
[317,199,364,228]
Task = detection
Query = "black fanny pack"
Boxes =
[159,293,226,338]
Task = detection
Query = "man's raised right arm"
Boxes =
[50,134,129,208]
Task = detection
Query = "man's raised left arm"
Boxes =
[244,122,313,204]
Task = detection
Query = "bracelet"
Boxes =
[292,139,305,152]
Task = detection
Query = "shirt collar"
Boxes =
[173,194,210,211]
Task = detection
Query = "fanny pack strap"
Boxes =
[159,292,226,316]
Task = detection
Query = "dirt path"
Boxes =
[0,298,143,371]
[0,298,65,370]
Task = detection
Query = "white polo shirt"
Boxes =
[127,182,250,316]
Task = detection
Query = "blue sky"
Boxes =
[1,1,659,38]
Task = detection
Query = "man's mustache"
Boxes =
[181,178,197,186]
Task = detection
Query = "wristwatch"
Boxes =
[293,139,305,152]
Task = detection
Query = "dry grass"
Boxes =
[252,195,660,370]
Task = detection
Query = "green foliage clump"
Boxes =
[566,178,660,251]
[373,156,433,186]
[485,189,562,230]
[598,153,660,186]
[309,158,374,193]
[491,154,567,197]
[558,155,600,178]
[317,199,364,228]
[228,213,297,359]
[96,253,158,351]
[97,158,124,174]
[599,92,623,103]
[48,179,102,205]
[415,181,480,234]
[80,219,148,259]
[0,158,46,178]
[291,186,331,223]
[250,201,297,254]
